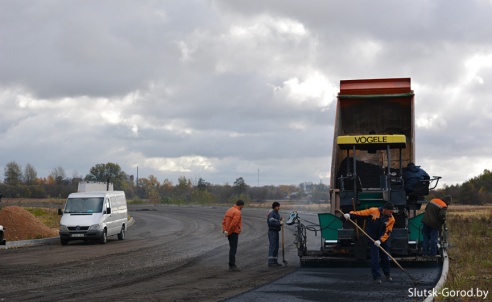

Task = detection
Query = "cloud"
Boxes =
[0,0,491,188]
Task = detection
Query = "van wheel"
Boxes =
[117,226,125,240]
[60,238,69,245]
[99,230,107,244]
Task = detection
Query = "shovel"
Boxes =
[281,222,288,266]
[337,210,420,284]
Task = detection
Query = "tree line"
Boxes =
[437,169,492,205]
[1,161,329,204]
[2,160,490,205]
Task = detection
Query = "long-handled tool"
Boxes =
[281,222,288,266]
[337,209,419,284]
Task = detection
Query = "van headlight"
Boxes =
[59,225,69,232]
[88,224,101,231]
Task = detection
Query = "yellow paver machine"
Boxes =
[287,78,444,265]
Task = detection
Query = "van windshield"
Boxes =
[64,197,104,213]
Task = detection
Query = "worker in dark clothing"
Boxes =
[222,199,245,272]
[403,162,430,194]
[421,195,451,257]
[344,202,395,283]
[267,201,283,267]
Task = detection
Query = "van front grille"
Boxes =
[68,226,90,231]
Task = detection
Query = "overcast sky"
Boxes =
[1,0,491,188]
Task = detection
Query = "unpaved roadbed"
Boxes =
[0,205,297,301]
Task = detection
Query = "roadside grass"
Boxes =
[435,205,492,301]
[23,198,65,205]
[25,207,60,229]
[248,201,331,213]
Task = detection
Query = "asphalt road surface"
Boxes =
[228,212,442,302]
[0,205,441,301]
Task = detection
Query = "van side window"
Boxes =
[105,198,110,213]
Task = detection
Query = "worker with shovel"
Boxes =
[343,202,395,284]
[267,202,284,267]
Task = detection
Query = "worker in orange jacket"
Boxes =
[344,202,395,284]
[222,199,245,272]
[421,195,451,257]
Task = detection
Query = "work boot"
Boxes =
[229,265,241,272]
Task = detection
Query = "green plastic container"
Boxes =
[408,213,424,242]
[318,213,343,241]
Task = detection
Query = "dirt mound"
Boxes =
[0,206,58,241]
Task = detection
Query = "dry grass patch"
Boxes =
[435,205,492,301]
[1,197,65,206]
[248,201,331,213]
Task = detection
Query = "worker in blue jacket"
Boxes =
[403,162,430,194]
[267,202,283,267]
[344,202,395,283]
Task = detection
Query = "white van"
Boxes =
[58,191,128,245]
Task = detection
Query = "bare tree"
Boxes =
[23,163,38,185]
[51,166,66,184]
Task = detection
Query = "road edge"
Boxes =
[0,217,135,249]
[423,249,449,302]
